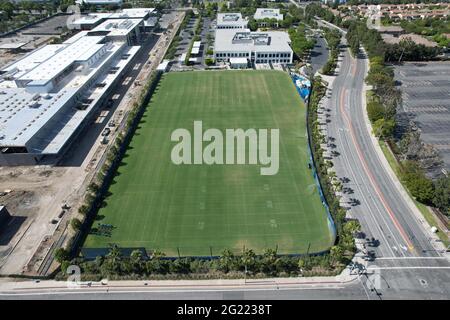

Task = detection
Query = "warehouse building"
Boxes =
[87,19,144,46]
[214,29,293,65]
[0,16,144,165]
[71,8,157,31]
[216,13,248,29]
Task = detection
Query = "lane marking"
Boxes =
[336,127,397,257]
[376,256,448,260]
[368,266,450,270]
[335,83,406,256]
[339,88,416,252]
[0,285,348,296]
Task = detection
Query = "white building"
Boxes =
[71,8,157,31]
[88,19,143,45]
[216,13,248,29]
[254,8,284,22]
[214,29,293,65]
[0,14,145,165]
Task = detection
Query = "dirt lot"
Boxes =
[0,165,84,275]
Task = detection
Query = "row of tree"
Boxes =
[288,25,315,61]
[384,39,442,62]
[56,245,349,281]
[308,77,362,259]
[321,27,341,75]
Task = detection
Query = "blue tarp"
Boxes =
[292,74,311,100]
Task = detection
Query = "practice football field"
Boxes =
[84,70,334,256]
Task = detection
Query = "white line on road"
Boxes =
[0,285,348,297]
[368,266,450,270]
[376,257,448,260]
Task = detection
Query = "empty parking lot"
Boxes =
[394,62,450,172]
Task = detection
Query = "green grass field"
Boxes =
[84,70,334,256]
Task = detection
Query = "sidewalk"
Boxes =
[0,270,358,293]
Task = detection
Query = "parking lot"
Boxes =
[170,15,215,71]
[394,62,450,172]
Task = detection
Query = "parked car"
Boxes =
[101,128,111,137]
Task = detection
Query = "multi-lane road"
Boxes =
[312,17,450,298]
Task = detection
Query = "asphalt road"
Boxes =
[1,263,449,299]
[325,38,439,259]
[310,35,329,75]
[312,18,450,298]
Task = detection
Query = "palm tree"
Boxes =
[106,244,122,273]
[330,245,344,265]
[87,182,100,194]
[151,250,165,259]
[219,249,234,273]
[343,220,361,236]
[241,248,256,272]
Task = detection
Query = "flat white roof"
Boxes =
[156,59,170,71]
[193,41,201,48]
[217,13,248,27]
[214,29,292,53]
[254,8,284,21]
[18,36,105,84]
[191,47,200,55]
[71,8,155,27]
[109,8,155,19]
[3,44,67,79]
[0,30,141,153]
[71,13,113,26]
[90,19,142,37]
[0,42,27,50]
[63,31,89,44]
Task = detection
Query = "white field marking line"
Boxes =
[0,286,348,297]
